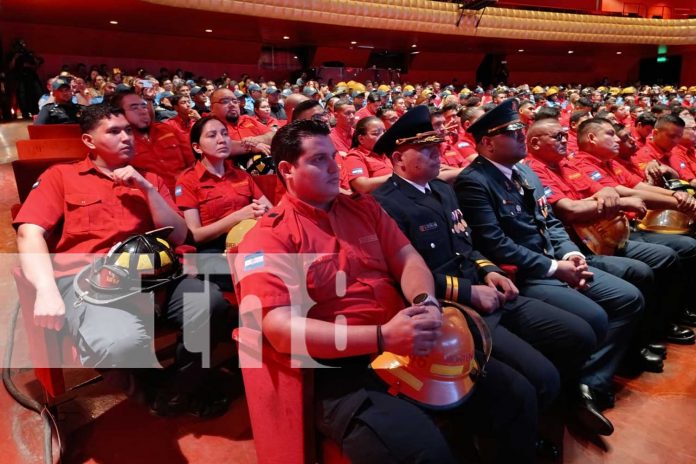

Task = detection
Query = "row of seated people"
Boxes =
[13,88,696,462]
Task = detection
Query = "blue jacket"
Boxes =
[454,155,580,283]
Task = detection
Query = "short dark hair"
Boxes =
[576,97,593,108]
[376,106,396,119]
[169,94,187,107]
[651,104,668,115]
[570,110,589,126]
[635,112,657,127]
[292,99,323,122]
[441,102,459,114]
[577,117,613,142]
[78,104,124,133]
[333,100,354,114]
[352,116,380,149]
[518,99,534,110]
[655,113,686,129]
[109,88,138,110]
[429,108,443,118]
[189,116,228,160]
[534,106,560,122]
[271,119,331,181]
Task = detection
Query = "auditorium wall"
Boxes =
[2,20,693,86]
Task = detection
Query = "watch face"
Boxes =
[413,293,429,304]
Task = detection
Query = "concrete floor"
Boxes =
[0,120,695,463]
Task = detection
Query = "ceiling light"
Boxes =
[410,51,420,55]
[283,36,290,40]
[205,29,212,33]
[350,41,357,45]
[616,51,622,55]
[568,50,574,54]
[411,44,417,48]
[109,20,118,25]
[293,55,298,59]
[357,45,375,49]
[518,49,524,52]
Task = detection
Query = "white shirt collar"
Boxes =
[485,157,519,181]
[396,174,430,194]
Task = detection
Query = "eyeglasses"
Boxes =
[545,131,569,142]
[310,112,330,122]
[213,98,239,106]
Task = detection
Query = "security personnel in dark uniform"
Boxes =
[34,77,81,125]
[372,106,596,417]
[454,99,645,437]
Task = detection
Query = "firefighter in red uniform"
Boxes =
[112,90,195,196]
[572,118,696,341]
[524,118,682,369]
[14,104,232,417]
[234,118,538,464]
[209,88,274,157]
[342,116,392,194]
[668,115,696,185]
[329,100,355,154]
[630,115,684,184]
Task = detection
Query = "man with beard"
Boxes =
[454,100,646,436]
[209,88,274,156]
[112,90,194,195]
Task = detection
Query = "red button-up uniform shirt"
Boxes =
[236,193,410,325]
[668,144,696,180]
[225,115,271,141]
[524,155,602,205]
[131,122,195,195]
[630,127,650,150]
[13,157,174,277]
[329,126,354,154]
[439,137,469,168]
[573,150,643,189]
[163,114,195,150]
[175,161,264,226]
[342,146,393,184]
[566,131,579,157]
[355,106,376,122]
[454,131,478,159]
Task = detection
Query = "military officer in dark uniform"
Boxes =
[371,106,596,434]
[34,77,82,125]
[454,99,646,437]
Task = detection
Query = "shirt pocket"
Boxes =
[306,253,342,305]
[64,193,110,234]
[198,189,226,225]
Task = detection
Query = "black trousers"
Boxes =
[486,295,596,410]
[315,358,537,464]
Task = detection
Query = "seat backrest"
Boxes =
[16,138,88,161]
[12,158,80,203]
[27,124,81,139]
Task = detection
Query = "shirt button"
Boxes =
[430,243,436,248]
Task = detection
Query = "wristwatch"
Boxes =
[412,293,441,312]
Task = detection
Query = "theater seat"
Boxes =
[27,124,81,140]
[232,326,350,464]
[16,138,88,161]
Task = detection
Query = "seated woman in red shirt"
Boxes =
[253,98,280,131]
[342,116,392,193]
[176,116,272,289]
